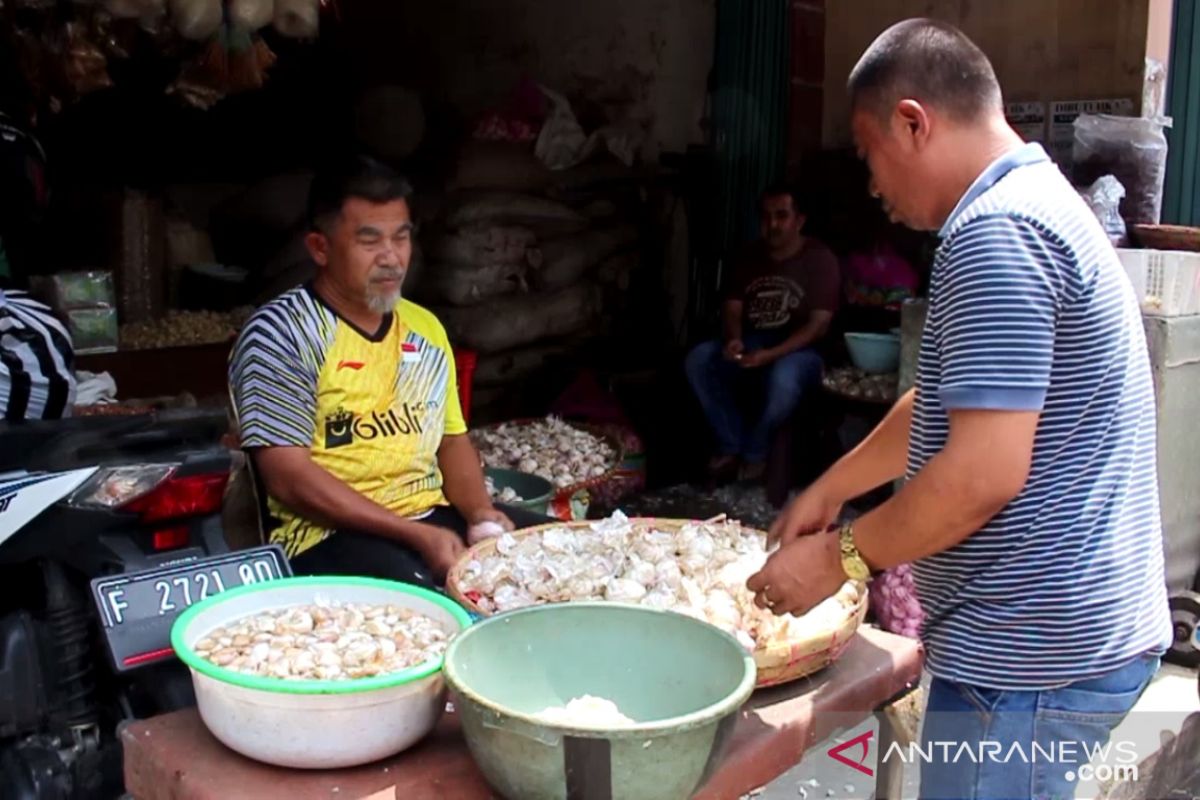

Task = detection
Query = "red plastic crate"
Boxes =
[453,349,477,425]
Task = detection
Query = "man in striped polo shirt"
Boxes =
[748,19,1172,799]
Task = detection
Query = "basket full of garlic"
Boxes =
[470,417,625,518]
[170,576,472,769]
[446,514,868,687]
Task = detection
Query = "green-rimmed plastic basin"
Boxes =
[485,467,556,514]
[844,331,900,374]
[171,575,472,769]
[444,603,756,800]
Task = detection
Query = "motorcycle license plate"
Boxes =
[91,545,289,673]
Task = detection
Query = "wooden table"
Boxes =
[122,627,923,800]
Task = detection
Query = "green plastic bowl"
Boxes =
[444,603,756,800]
[485,467,556,514]
[844,331,901,374]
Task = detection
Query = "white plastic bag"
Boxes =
[170,0,222,40]
[230,0,275,31]
[1079,175,1128,247]
[534,86,587,171]
[273,0,319,39]
[579,121,645,168]
[1072,114,1171,226]
[75,371,118,406]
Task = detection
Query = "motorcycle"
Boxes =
[0,409,286,800]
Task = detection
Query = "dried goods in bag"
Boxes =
[170,0,222,41]
[230,0,275,31]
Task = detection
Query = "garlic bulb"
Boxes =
[484,475,524,503]
[472,417,617,489]
[459,513,862,650]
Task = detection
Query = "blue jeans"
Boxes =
[918,655,1160,800]
[684,333,823,463]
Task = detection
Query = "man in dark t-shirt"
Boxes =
[685,184,839,481]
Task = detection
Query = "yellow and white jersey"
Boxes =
[229,285,465,558]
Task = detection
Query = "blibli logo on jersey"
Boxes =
[324,409,356,449]
[323,404,431,449]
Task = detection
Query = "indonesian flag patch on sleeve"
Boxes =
[401,342,421,364]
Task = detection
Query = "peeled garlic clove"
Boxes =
[378,637,397,659]
[212,648,238,666]
[246,643,271,665]
[315,665,343,680]
[364,619,391,636]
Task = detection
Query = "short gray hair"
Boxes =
[848,18,1002,123]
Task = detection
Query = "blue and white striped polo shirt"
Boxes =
[909,143,1173,690]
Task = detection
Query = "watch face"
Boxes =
[839,527,869,580]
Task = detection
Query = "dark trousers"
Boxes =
[684,334,824,463]
[289,504,554,588]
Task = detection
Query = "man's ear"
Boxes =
[304,231,329,267]
[894,99,931,150]
[796,212,808,232]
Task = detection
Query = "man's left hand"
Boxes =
[739,349,776,369]
[468,506,515,530]
[747,528,847,616]
[466,506,515,545]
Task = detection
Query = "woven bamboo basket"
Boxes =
[469,418,626,519]
[446,518,869,688]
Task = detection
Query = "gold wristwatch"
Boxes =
[837,523,871,581]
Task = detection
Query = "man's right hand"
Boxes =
[767,484,843,550]
[723,338,745,361]
[410,524,467,582]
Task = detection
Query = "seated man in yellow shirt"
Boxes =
[229,155,549,586]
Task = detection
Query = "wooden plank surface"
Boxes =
[123,627,924,800]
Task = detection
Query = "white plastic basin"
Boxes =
[171,575,472,769]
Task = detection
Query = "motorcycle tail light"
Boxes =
[67,466,228,524]
[151,525,190,551]
[67,465,174,510]
[123,472,229,524]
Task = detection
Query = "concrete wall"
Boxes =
[821,0,1153,146]
[1143,315,1200,595]
[342,0,716,159]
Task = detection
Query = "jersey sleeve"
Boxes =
[934,214,1063,412]
[228,312,320,448]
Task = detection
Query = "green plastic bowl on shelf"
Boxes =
[844,331,901,374]
[484,467,556,515]
[444,602,756,800]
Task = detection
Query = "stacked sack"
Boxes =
[408,141,647,412]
